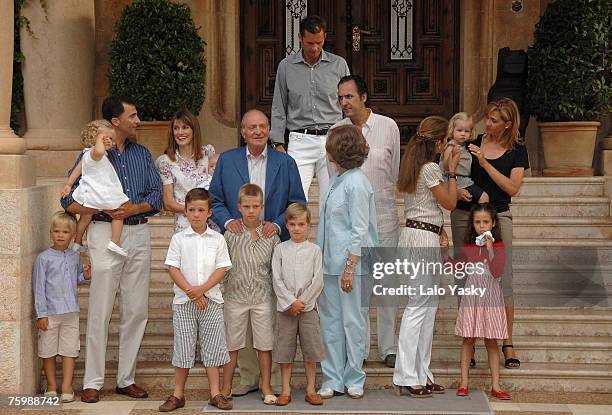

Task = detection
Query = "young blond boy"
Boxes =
[221,184,280,404]
[160,188,233,411]
[33,211,91,402]
[271,203,325,406]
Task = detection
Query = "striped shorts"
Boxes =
[172,300,231,368]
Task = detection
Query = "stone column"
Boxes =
[21,0,95,177]
[0,0,34,188]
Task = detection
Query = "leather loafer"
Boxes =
[80,388,100,403]
[159,395,185,412]
[116,383,148,399]
[275,394,291,406]
[209,394,233,410]
[305,393,323,405]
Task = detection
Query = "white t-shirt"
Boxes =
[165,225,232,304]
[72,149,129,210]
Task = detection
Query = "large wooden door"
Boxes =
[241,0,459,144]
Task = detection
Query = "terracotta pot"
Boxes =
[539,121,600,176]
[135,121,171,161]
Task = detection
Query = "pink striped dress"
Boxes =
[455,242,508,339]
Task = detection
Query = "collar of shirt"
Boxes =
[48,247,72,256]
[290,49,331,66]
[183,225,216,238]
[239,221,264,239]
[246,145,268,161]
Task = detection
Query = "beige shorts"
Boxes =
[37,312,80,358]
[224,300,274,351]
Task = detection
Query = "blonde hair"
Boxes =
[237,183,264,204]
[285,203,311,224]
[50,211,77,233]
[397,116,448,194]
[80,119,113,148]
[485,98,520,149]
[447,112,475,142]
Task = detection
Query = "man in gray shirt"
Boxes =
[270,15,350,201]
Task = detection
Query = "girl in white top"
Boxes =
[61,120,130,256]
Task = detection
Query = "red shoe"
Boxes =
[456,387,469,397]
[491,389,511,400]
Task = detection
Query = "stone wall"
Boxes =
[0,180,65,394]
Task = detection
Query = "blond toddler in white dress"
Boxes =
[61,120,130,256]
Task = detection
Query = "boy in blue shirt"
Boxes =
[33,211,91,402]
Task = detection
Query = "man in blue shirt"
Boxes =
[61,96,162,403]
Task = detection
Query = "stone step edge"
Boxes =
[79,333,612,349]
[69,361,612,379]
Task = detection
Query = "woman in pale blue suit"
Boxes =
[317,124,379,399]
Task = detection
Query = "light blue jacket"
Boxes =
[317,168,379,275]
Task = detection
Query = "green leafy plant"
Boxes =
[527,0,612,122]
[109,0,205,121]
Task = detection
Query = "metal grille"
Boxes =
[390,0,414,60]
[285,0,308,55]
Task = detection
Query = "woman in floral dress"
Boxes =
[155,109,216,234]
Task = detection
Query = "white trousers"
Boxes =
[393,227,440,386]
[83,221,151,390]
[287,132,330,202]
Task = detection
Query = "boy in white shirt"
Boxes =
[159,188,233,412]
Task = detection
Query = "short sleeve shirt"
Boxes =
[403,162,444,227]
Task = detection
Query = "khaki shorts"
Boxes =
[37,312,80,358]
[273,309,325,364]
[224,300,274,351]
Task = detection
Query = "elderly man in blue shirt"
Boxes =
[61,96,162,404]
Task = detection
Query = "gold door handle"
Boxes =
[352,26,373,52]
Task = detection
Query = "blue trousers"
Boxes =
[319,274,367,392]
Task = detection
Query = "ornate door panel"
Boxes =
[240,0,459,144]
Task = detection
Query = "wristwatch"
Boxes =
[346,258,355,267]
[447,172,457,179]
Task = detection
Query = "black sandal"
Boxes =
[502,344,521,368]
[426,383,445,394]
[395,385,432,398]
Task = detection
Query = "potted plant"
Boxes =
[527,0,612,176]
[109,0,205,159]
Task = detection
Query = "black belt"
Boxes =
[291,128,329,136]
[405,219,441,235]
[92,213,148,226]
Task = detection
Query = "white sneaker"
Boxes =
[107,241,128,256]
[347,387,364,399]
[317,388,334,399]
[71,243,86,253]
[61,392,74,403]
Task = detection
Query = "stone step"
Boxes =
[149,216,612,243]
[306,177,608,202]
[78,307,612,340]
[146,238,612,265]
[67,360,612,393]
[79,265,612,311]
[75,332,612,366]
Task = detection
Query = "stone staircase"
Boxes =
[70,177,612,393]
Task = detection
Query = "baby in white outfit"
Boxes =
[61,120,130,256]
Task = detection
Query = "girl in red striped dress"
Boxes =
[453,203,511,399]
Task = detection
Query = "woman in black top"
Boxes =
[449,98,529,369]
